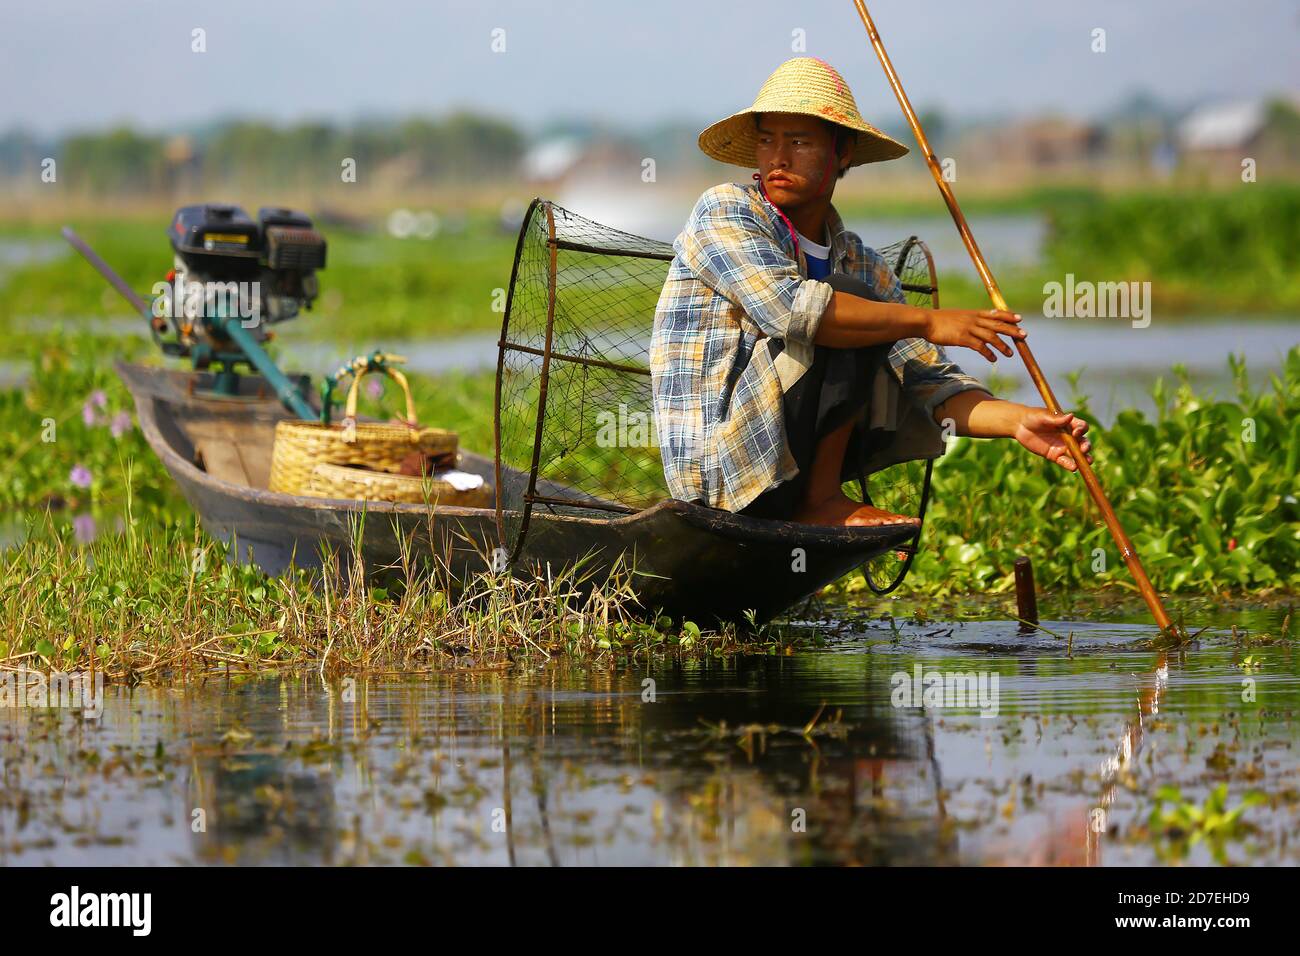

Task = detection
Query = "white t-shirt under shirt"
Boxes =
[795,226,832,280]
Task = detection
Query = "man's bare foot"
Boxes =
[792,493,921,528]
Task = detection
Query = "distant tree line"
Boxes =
[0,111,527,195]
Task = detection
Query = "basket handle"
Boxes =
[319,351,410,424]
[340,364,420,442]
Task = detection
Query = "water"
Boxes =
[981,317,1299,420]
[850,214,1048,276]
[3,604,1296,866]
[268,318,1300,426]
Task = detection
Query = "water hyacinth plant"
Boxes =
[0,335,171,519]
[842,347,1300,599]
[1142,784,1267,864]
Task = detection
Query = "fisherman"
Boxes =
[650,57,1091,527]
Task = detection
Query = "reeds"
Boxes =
[0,509,735,683]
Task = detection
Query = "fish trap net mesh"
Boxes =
[495,199,674,557]
[494,197,941,572]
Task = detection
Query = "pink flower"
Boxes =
[110,410,132,437]
[73,513,97,544]
[69,464,93,489]
[365,378,384,400]
[82,390,108,426]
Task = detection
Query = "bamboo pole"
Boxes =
[849,0,1174,633]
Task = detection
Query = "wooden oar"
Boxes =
[849,0,1175,634]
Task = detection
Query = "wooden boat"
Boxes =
[118,360,917,625]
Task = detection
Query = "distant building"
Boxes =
[520,137,584,183]
[1176,95,1300,178]
[955,116,1106,177]
[519,135,644,188]
[1017,117,1107,167]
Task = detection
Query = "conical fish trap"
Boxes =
[495,199,674,559]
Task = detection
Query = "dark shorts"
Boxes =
[738,272,894,520]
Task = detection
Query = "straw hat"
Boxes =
[698,57,908,168]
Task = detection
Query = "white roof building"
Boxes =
[1177,100,1267,151]
[519,137,585,182]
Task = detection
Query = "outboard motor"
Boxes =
[62,204,329,419]
[152,203,328,413]
[164,203,328,346]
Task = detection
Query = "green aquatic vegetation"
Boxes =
[1146,783,1265,860]
[496,343,1300,600]
[1042,185,1300,313]
[0,334,500,516]
[2,340,1297,614]
[0,334,181,517]
[872,347,1300,599]
[844,184,1300,314]
[5,186,1300,351]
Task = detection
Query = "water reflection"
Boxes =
[3,623,1296,866]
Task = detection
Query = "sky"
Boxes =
[1,0,1297,137]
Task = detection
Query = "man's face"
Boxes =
[754,113,846,208]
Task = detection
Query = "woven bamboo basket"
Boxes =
[268,363,458,496]
[306,461,493,507]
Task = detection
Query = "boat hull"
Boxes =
[118,362,913,624]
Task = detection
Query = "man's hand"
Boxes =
[923,308,1025,362]
[1013,409,1092,472]
[933,393,1093,473]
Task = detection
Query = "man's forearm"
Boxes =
[814,292,927,348]
[934,388,1029,438]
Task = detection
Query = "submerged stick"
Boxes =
[849,0,1174,634]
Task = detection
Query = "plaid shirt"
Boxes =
[650,180,986,512]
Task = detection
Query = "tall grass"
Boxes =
[0,511,741,680]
